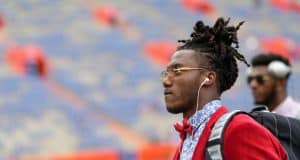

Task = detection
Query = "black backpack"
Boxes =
[206,107,300,160]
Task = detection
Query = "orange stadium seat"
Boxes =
[48,149,120,160]
[136,143,177,160]
[144,40,177,66]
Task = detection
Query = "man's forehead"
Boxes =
[168,50,199,66]
[171,49,195,58]
[250,65,269,75]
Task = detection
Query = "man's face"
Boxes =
[162,49,205,115]
[247,66,276,105]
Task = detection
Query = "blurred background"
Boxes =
[0,0,300,159]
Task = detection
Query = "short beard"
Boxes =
[166,106,183,114]
[255,87,277,110]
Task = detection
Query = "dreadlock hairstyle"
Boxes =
[177,17,249,93]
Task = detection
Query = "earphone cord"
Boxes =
[195,82,202,116]
[192,79,206,137]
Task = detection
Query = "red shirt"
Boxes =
[173,106,288,160]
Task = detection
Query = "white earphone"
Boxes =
[195,77,209,115]
[268,61,291,79]
[201,77,209,86]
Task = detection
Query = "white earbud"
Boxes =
[203,77,209,84]
[199,77,209,87]
[268,61,291,79]
[194,77,210,118]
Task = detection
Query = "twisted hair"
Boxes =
[178,17,249,93]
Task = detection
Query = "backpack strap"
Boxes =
[206,110,246,160]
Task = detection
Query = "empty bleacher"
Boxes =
[0,0,299,159]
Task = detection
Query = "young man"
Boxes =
[161,18,287,159]
[248,53,300,119]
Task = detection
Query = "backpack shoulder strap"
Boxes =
[206,110,246,160]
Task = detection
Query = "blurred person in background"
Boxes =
[247,53,300,119]
[161,18,287,160]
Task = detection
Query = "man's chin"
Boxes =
[254,100,267,106]
[166,105,182,114]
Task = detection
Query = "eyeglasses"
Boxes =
[160,67,207,81]
[247,75,271,85]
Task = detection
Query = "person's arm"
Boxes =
[223,114,287,160]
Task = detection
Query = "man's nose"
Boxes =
[162,75,173,87]
[249,78,259,89]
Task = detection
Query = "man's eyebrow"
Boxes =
[170,63,182,68]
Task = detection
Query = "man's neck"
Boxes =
[183,95,220,118]
[269,91,287,111]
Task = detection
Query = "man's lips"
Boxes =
[252,91,261,98]
[164,89,173,95]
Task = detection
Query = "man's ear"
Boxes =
[204,71,217,85]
